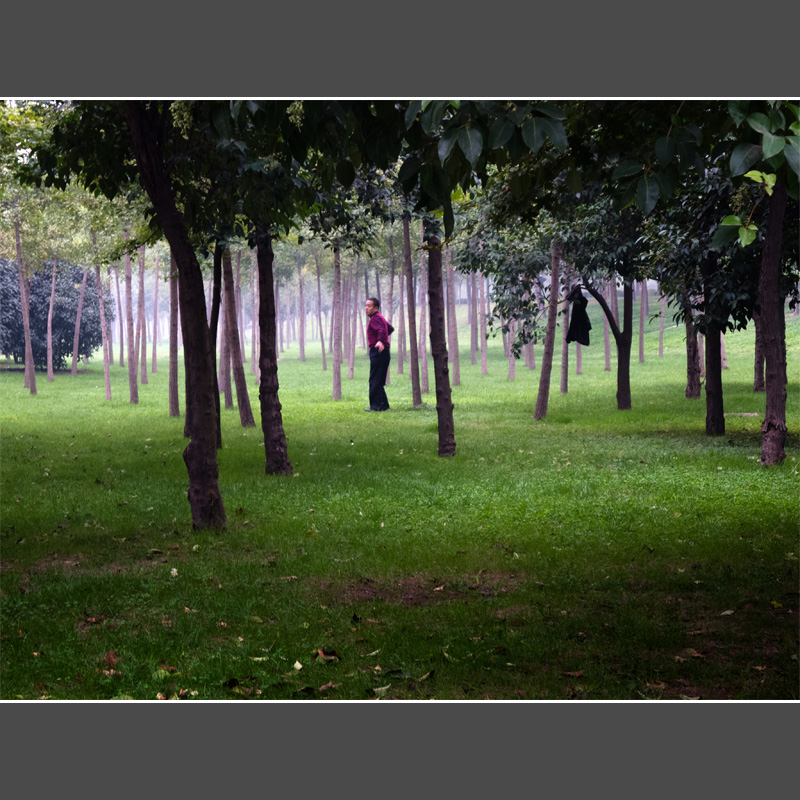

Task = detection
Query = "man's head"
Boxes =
[365,297,380,317]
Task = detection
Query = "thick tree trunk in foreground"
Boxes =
[256,230,292,475]
[758,174,788,465]
[753,310,765,392]
[223,249,255,427]
[71,267,89,376]
[403,213,422,406]
[123,101,225,530]
[426,234,455,456]
[169,250,180,418]
[534,241,561,420]
[684,299,701,399]
[704,321,725,436]
[47,257,56,382]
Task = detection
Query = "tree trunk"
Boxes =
[403,213,422,406]
[275,280,284,353]
[124,246,138,404]
[70,267,89,376]
[332,244,343,400]
[560,283,570,394]
[684,298,701,399]
[123,101,225,530]
[219,290,233,409]
[418,222,429,395]
[602,280,612,371]
[106,267,115,366]
[753,309,765,391]
[312,246,327,371]
[250,249,258,375]
[480,272,488,375]
[426,232,456,456]
[295,250,306,362]
[704,322,725,436]
[470,271,478,365]
[137,247,148,385]
[255,229,293,475]
[151,253,159,373]
[91,232,112,401]
[223,248,255,427]
[14,211,36,394]
[169,249,180,418]
[395,238,407,375]
[445,245,460,387]
[207,245,223,448]
[47,257,56,382]
[348,261,358,380]
[758,173,788,466]
[698,332,705,378]
[534,242,561,419]
[638,280,646,363]
[114,267,125,367]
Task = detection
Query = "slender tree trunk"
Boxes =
[698,332,705,378]
[560,281,570,394]
[426,231,456,456]
[312,246,327,372]
[684,297,701,399]
[114,268,125,367]
[418,221,429,395]
[70,267,89,376]
[219,278,233,409]
[250,249,258,375]
[106,267,115,366]
[91,232,112,400]
[395,239,407,375]
[255,229,292,475]
[348,261,358,380]
[332,245,343,400]
[705,323,725,435]
[638,280,646,363]
[295,250,306,362]
[445,245,460,386]
[236,250,245,362]
[123,102,225,529]
[403,213,422,406]
[124,247,138,403]
[616,282,633,410]
[470,271,478,365]
[534,241,561,420]
[479,271,488,375]
[603,280,612,371]
[14,211,36,394]
[169,250,180,418]
[47,257,56,382]
[137,247,148,385]
[151,253,159,373]
[758,174,788,465]
[207,245,223,447]
[223,248,255,427]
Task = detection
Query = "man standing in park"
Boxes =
[365,297,392,411]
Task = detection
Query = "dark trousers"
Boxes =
[368,347,391,410]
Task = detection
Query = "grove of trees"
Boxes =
[2,99,797,530]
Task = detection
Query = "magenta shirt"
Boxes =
[367,313,390,349]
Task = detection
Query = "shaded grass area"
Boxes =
[1,303,798,700]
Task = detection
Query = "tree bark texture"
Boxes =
[534,241,561,420]
[14,212,36,394]
[313,247,327,372]
[704,321,725,436]
[758,174,788,465]
[114,268,124,367]
[70,267,89,376]
[426,234,456,457]
[684,299,701,399]
[445,245,460,387]
[418,222,429,395]
[123,101,225,530]
[222,248,255,427]
[332,245,343,399]
[403,214,421,406]
[256,231,293,475]
[124,247,138,404]
[169,250,180,418]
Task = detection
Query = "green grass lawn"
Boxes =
[1,299,798,700]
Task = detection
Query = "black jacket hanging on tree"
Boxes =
[565,287,591,346]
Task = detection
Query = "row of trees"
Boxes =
[2,100,796,530]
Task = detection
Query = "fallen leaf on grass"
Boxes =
[373,684,391,697]
[416,670,434,682]
[720,609,734,616]
[433,585,444,592]
[293,661,303,671]
[314,648,340,663]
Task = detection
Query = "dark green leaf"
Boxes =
[520,119,544,154]
[655,136,676,165]
[540,118,568,152]
[612,160,643,180]
[488,118,514,150]
[212,104,231,139]
[729,142,762,176]
[711,224,739,249]
[398,155,421,189]
[746,112,772,135]
[636,175,659,214]
[443,197,455,239]
[458,127,483,168]
[761,131,785,160]
[405,101,422,130]
[438,132,458,164]
[654,170,675,200]
[721,215,743,226]
[784,139,800,178]
[728,101,750,126]
[534,102,567,121]
[739,226,757,246]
